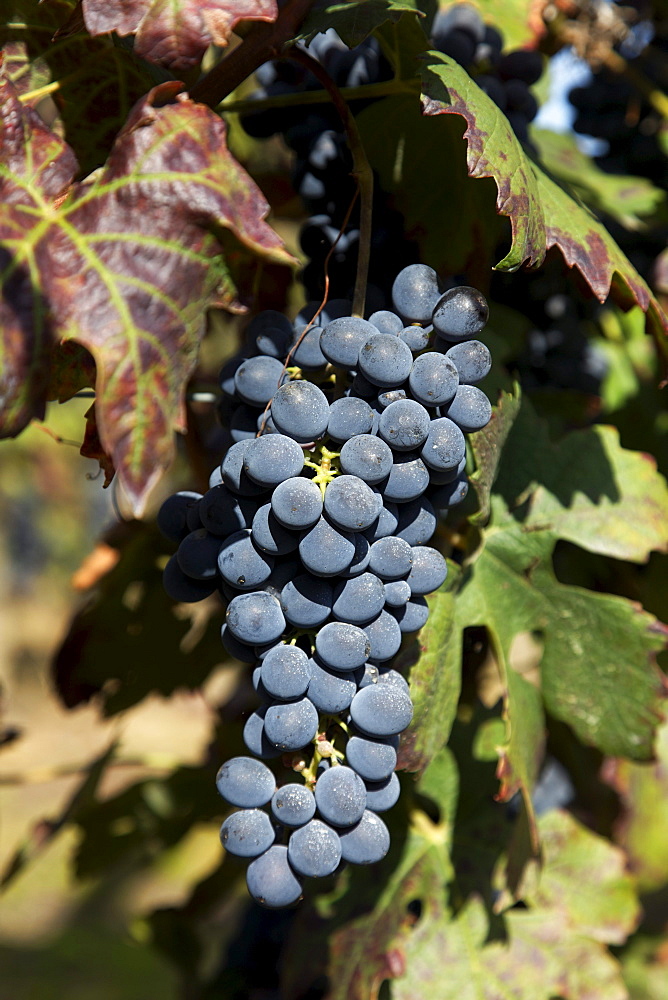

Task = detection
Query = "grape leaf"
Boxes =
[483,395,668,564]
[82,0,278,71]
[298,0,425,47]
[397,563,463,772]
[530,128,667,231]
[604,720,668,892]
[394,811,638,1000]
[0,78,293,514]
[462,394,668,761]
[420,53,668,340]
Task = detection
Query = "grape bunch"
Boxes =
[158,263,492,908]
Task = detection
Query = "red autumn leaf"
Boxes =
[82,0,278,71]
[0,77,293,514]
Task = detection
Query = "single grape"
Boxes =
[359,664,380,688]
[251,504,299,556]
[421,417,466,472]
[346,735,397,782]
[400,325,430,352]
[243,434,304,487]
[357,333,413,389]
[299,516,355,577]
[339,809,390,864]
[264,697,319,750]
[427,455,467,485]
[368,536,413,581]
[389,596,430,633]
[217,529,274,591]
[234,355,287,407]
[327,397,374,441]
[445,340,492,384]
[246,845,303,908]
[216,756,276,807]
[349,683,414,737]
[287,819,342,877]
[339,434,393,484]
[319,316,378,369]
[383,580,412,607]
[271,783,316,827]
[315,621,371,671]
[444,384,492,433]
[431,286,488,341]
[220,808,276,858]
[315,765,367,827]
[270,381,330,443]
[177,529,222,580]
[260,645,312,701]
[163,554,218,603]
[363,609,403,663]
[157,491,202,542]
[226,591,286,645]
[280,574,333,628]
[208,465,223,489]
[391,264,441,323]
[378,399,430,452]
[381,452,430,504]
[332,573,385,625]
[256,325,291,359]
[271,477,323,530]
[364,772,401,812]
[408,352,459,406]
[323,475,381,531]
[406,546,448,595]
[368,310,404,335]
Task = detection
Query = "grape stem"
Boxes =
[289,48,374,319]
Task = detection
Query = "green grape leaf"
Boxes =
[468,385,521,525]
[0,78,293,515]
[485,396,668,564]
[397,564,463,772]
[462,394,668,761]
[298,0,425,48]
[420,53,668,340]
[394,811,639,1000]
[530,128,667,230]
[604,720,668,892]
[621,935,668,1000]
[82,0,278,71]
[1,40,51,103]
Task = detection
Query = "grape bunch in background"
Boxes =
[158,263,492,908]
[240,5,543,303]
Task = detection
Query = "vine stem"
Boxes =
[218,76,414,115]
[289,48,374,318]
[190,0,314,108]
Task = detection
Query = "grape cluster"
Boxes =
[158,264,492,907]
[431,3,544,143]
